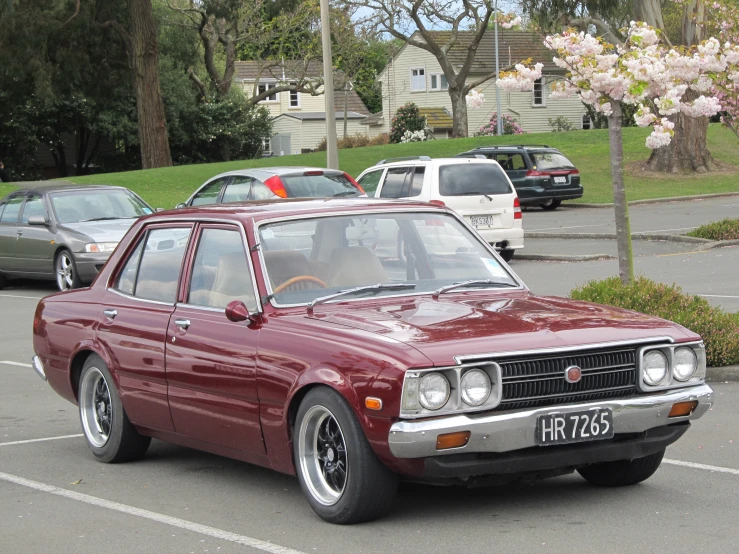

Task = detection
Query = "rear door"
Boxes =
[435,162,515,230]
[15,193,55,275]
[165,224,265,453]
[376,166,425,199]
[494,152,528,192]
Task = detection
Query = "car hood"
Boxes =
[60,219,138,243]
[308,292,695,366]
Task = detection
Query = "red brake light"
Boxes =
[263,175,288,198]
[342,172,365,194]
[526,169,545,177]
[303,170,324,176]
[429,199,446,207]
[569,169,580,175]
[514,197,522,220]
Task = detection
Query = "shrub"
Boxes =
[316,133,386,152]
[570,276,739,367]
[475,112,524,136]
[548,115,574,132]
[687,218,739,241]
[390,102,429,143]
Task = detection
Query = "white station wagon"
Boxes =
[356,157,523,261]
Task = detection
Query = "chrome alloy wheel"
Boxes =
[298,405,348,506]
[55,252,76,291]
[80,367,113,447]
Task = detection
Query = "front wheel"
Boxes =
[294,387,398,524]
[79,355,151,463]
[577,449,665,487]
[55,249,82,291]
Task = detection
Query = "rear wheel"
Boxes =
[294,387,398,524]
[78,355,151,463]
[499,249,515,262]
[577,449,665,487]
[540,199,562,211]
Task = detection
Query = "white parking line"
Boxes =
[0,434,83,447]
[0,471,307,554]
[527,224,605,232]
[664,459,739,476]
[698,294,739,299]
[0,360,32,368]
[0,294,44,300]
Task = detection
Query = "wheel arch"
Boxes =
[68,343,116,402]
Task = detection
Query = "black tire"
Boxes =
[499,249,515,262]
[294,387,398,524]
[78,355,151,463]
[577,449,665,487]
[540,199,562,211]
[0,272,6,290]
[55,249,83,291]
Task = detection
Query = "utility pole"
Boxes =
[494,0,503,136]
[320,0,339,169]
[343,81,349,140]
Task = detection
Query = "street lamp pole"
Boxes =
[319,0,339,169]
[494,0,503,136]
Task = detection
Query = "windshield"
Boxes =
[259,212,518,305]
[50,190,152,224]
[530,152,576,170]
[281,173,361,197]
[438,164,512,196]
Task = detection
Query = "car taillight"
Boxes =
[514,197,522,220]
[263,175,288,198]
[569,169,580,175]
[525,169,545,177]
[303,170,324,176]
[342,172,365,194]
[429,199,446,207]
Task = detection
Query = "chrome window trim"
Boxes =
[453,336,676,364]
[636,341,706,392]
[107,287,175,307]
[251,207,527,309]
[176,302,227,314]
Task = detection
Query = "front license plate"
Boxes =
[470,215,493,227]
[536,408,614,446]
[553,176,567,184]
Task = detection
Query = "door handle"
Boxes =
[103,309,117,319]
[174,319,191,330]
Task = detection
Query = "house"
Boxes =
[362,30,589,138]
[235,61,371,155]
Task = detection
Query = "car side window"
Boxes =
[496,154,525,170]
[410,166,425,196]
[357,170,384,195]
[191,177,228,206]
[187,228,257,311]
[221,176,253,203]
[115,227,191,303]
[0,196,23,223]
[20,194,47,224]
[379,167,411,198]
[250,180,278,200]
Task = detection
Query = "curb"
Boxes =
[515,253,615,262]
[526,232,711,243]
[698,238,739,250]
[563,191,739,209]
[706,365,739,382]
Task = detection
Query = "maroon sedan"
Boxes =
[31,199,713,523]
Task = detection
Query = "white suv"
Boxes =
[356,156,523,261]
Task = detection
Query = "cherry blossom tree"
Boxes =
[498,21,737,284]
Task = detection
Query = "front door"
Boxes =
[15,193,55,275]
[0,194,24,273]
[165,224,265,454]
[98,224,194,432]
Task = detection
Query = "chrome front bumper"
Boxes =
[388,384,713,458]
[31,355,47,381]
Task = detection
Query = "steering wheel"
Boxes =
[273,275,328,294]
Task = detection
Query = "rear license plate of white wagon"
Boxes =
[536,408,614,446]
[470,216,493,227]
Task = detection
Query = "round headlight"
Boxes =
[673,347,698,381]
[418,373,450,410]
[643,350,668,386]
[461,369,491,406]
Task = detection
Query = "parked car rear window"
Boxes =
[281,173,360,198]
[438,164,512,196]
[530,152,576,170]
[50,190,151,224]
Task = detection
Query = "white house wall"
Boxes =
[271,117,367,154]
[240,82,328,117]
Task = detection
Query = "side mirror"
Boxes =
[175,203,187,209]
[225,300,250,323]
[27,215,48,226]
[155,207,165,212]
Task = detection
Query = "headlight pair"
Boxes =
[640,343,705,391]
[84,242,118,253]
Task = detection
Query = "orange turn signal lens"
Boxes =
[436,431,471,450]
[365,397,383,411]
[669,401,698,418]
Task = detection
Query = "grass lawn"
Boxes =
[2,124,739,209]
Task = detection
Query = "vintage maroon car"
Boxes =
[31,198,713,524]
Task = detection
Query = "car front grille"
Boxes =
[490,347,637,411]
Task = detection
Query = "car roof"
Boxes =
[206,167,345,180]
[468,145,561,153]
[1,183,129,196]
[153,197,446,223]
[373,157,500,168]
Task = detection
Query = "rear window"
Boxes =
[281,173,360,198]
[438,164,512,197]
[530,152,576,170]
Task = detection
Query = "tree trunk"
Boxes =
[681,0,705,46]
[607,102,634,285]
[632,0,665,29]
[449,89,468,138]
[128,0,172,169]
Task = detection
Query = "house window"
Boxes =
[289,82,300,108]
[258,83,278,102]
[410,68,426,92]
[582,114,592,129]
[532,78,546,106]
[430,73,448,91]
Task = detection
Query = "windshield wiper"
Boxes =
[333,190,360,197]
[307,283,416,314]
[432,279,517,299]
[458,191,494,200]
[79,216,134,222]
